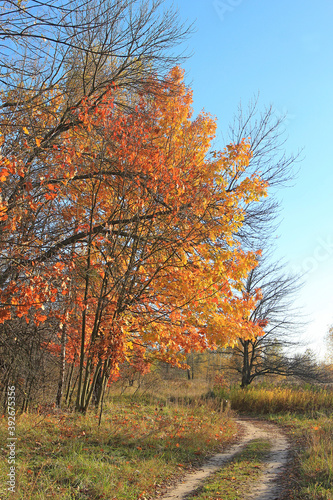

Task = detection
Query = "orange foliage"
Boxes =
[0,67,268,380]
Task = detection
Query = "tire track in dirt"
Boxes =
[158,419,290,500]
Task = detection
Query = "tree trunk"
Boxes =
[65,357,76,404]
[56,323,67,408]
[76,195,96,412]
[92,361,104,407]
[241,340,251,387]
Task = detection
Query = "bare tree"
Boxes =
[324,326,333,363]
[224,95,302,249]
[227,251,301,386]
[0,316,60,412]
[1,0,192,98]
[223,252,325,387]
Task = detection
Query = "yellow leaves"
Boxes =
[21,127,42,147]
[0,66,272,373]
[0,168,9,182]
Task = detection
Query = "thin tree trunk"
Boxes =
[65,357,76,404]
[82,360,102,413]
[76,230,92,411]
[241,340,251,387]
[56,323,67,408]
[98,372,109,426]
[68,372,79,407]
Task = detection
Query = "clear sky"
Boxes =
[166,0,333,359]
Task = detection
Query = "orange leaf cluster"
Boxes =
[0,67,268,380]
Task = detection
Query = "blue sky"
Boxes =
[167,0,333,359]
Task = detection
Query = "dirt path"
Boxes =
[158,419,290,500]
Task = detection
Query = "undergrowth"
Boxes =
[212,383,333,416]
[0,395,237,500]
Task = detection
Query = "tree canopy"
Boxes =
[0,0,289,412]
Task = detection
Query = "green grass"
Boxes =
[0,396,237,499]
[187,439,271,500]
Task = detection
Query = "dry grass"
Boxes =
[0,392,237,500]
[213,383,333,415]
[271,414,333,500]
[2,378,332,499]
[211,382,333,500]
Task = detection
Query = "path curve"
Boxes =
[158,419,290,500]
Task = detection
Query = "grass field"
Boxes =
[269,413,333,500]
[212,383,333,416]
[212,383,333,500]
[1,381,332,499]
[0,395,237,499]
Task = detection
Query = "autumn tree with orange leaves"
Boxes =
[0,66,269,412]
[0,0,191,410]
[0,1,276,413]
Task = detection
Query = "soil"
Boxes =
[156,418,291,500]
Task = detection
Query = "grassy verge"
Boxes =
[187,439,271,500]
[269,414,333,500]
[212,383,333,415]
[212,383,333,500]
[0,396,237,500]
